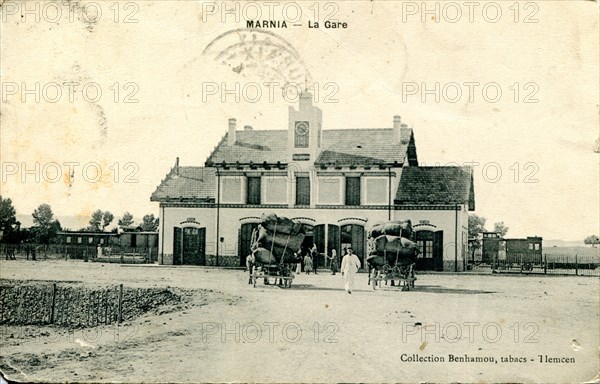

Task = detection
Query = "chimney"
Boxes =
[244,125,253,131]
[228,118,236,146]
[393,115,402,143]
[175,157,179,175]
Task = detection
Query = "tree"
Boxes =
[31,204,62,244]
[493,222,509,238]
[584,235,599,248]
[0,196,18,236]
[89,210,114,231]
[89,209,103,231]
[102,211,114,231]
[32,204,54,228]
[140,214,159,231]
[118,212,134,227]
[468,214,487,238]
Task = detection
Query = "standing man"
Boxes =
[329,249,338,275]
[311,244,318,274]
[304,251,313,274]
[246,253,255,284]
[341,247,361,294]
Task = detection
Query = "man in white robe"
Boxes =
[341,247,361,294]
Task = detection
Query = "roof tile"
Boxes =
[395,166,475,209]
[150,166,215,201]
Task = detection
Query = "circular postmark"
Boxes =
[202,28,311,86]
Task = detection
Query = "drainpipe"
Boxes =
[454,203,458,272]
[160,204,165,264]
[388,167,392,221]
[216,167,221,266]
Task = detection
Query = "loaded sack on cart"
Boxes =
[366,220,420,290]
[250,213,305,287]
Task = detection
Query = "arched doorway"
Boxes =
[173,224,206,266]
[415,229,443,271]
[340,223,366,267]
[238,222,260,267]
[313,224,341,270]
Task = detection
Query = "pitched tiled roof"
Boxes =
[395,166,475,210]
[205,128,416,166]
[206,130,288,164]
[316,128,414,166]
[151,166,215,202]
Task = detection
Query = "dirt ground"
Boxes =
[0,260,598,383]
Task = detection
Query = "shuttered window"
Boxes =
[246,177,261,205]
[345,177,361,206]
[296,177,310,205]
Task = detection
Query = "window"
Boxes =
[345,177,361,206]
[365,178,387,204]
[184,227,198,235]
[534,243,540,251]
[529,243,534,250]
[417,240,433,258]
[296,176,310,205]
[222,177,243,203]
[318,177,341,204]
[264,177,287,204]
[77,237,82,244]
[247,177,261,205]
[88,237,94,244]
[100,238,104,244]
[66,237,71,244]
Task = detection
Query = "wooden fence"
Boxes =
[490,253,599,276]
[0,243,158,263]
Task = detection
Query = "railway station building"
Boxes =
[151,93,475,271]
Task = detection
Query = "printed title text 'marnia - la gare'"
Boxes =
[246,20,348,28]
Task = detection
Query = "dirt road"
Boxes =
[1,260,598,383]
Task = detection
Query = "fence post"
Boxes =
[118,284,123,323]
[575,254,578,276]
[543,254,547,274]
[50,283,57,324]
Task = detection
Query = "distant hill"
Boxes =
[544,239,590,248]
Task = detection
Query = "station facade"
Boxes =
[151,93,475,271]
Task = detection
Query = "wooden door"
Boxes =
[239,223,259,267]
[433,230,444,271]
[173,227,182,265]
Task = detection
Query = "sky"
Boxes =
[1,0,598,240]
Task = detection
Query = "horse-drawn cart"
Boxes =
[250,264,295,288]
[248,213,304,289]
[366,220,420,291]
[368,263,416,290]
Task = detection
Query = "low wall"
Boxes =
[0,281,182,327]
